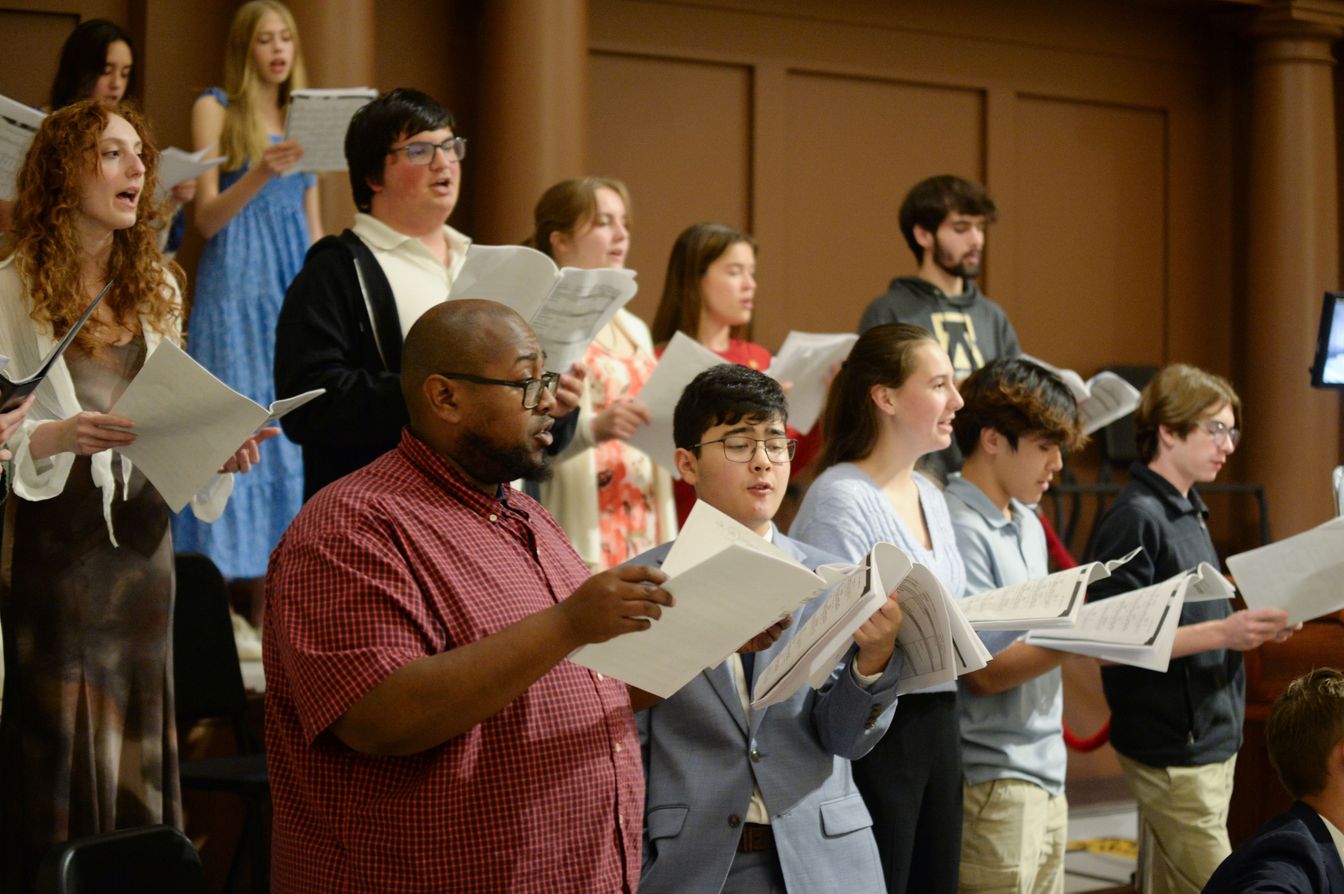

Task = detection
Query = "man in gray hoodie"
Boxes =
[859,174,1020,476]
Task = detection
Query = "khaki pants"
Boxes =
[959,778,1067,894]
[1116,753,1236,894]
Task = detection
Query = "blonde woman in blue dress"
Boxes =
[173,0,320,608]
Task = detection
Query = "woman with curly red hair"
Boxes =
[0,100,269,889]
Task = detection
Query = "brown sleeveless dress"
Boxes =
[0,334,180,890]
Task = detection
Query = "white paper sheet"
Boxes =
[750,548,896,709]
[959,547,1141,630]
[1019,354,1141,435]
[765,331,857,434]
[284,88,378,173]
[1025,572,1190,672]
[155,146,225,196]
[449,244,639,373]
[1227,517,1344,624]
[109,340,323,511]
[568,542,827,697]
[661,499,800,577]
[0,94,44,203]
[625,332,729,476]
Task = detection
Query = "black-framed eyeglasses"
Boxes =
[389,136,467,165]
[1197,419,1241,449]
[691,436,797,464]
[437,371,560,409]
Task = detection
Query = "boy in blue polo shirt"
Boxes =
[942,357,1086,894]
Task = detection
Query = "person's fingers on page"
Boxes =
[0,448,11,462]
[67,411,135,454]
[0,394,34,442]
[558,566,673,644]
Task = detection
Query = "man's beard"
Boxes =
[457,430,553,484]
[933,240,981,279]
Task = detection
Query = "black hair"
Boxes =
[345,87,455,213]
[673,364,788,452]
[899,174,997,263]
[49,19,136,110]
[952,358,1085,457]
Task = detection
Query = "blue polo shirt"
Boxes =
[944,475,1065,795]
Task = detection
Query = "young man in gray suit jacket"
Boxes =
[631,364,906,894]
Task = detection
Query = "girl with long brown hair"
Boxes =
[791,323,968,894]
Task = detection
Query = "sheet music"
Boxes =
[1227,517,1344,624]
[1018,354,1140,435]
[448,244,559,315]
[568,542,827,697]
[1079,373,1142,434]
[155,146,224,196]
[449,245,638,373]
[284,88,378,173]
[526,269,637,373]
[1184,562,1236,603]
[661,499,799,577]
[626,332,728,476]
[764,331,857,434]
[1025,573,1189,672]
[0,94,45,203]
[109,340,323,512]
[959,547,1141,630]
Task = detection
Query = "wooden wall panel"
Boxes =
[588,52,752,325]
[0,10,79,108]
[778,71,984,348]
[1010,96,1168,372]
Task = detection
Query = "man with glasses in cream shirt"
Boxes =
[276,88,581,500]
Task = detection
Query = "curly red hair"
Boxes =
[5,99,183,351]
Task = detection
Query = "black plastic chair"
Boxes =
[173,552,269,893]
[35,824,207,894]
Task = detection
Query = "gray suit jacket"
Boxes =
[633,530,902,894]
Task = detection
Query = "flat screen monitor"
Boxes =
[1311,292,1344,389]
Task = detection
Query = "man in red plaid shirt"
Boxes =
[263,299,674,893]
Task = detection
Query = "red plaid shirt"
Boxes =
[264,430,644,893]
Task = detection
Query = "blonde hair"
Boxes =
[1135,364,1240,463]
[219,0,307,170]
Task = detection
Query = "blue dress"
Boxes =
[173,87,312,579]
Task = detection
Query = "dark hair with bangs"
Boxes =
[899,175,997,263]
[673,364,787,452]
[953,358,1086,457]
[345,88,455,213]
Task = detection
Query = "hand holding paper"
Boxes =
[557,563,673,644]
[109,340,323,511]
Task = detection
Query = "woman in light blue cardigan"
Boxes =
[791,322,967,894]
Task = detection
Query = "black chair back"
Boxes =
[172,552,248,729]
[35,824,207,894]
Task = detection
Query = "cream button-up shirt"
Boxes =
[350,212,471,339]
